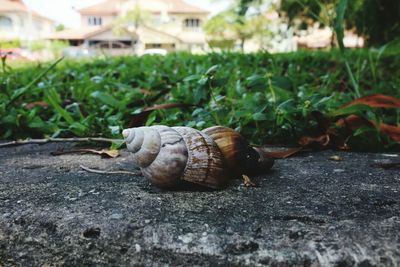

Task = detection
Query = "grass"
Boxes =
[0,49,399,151]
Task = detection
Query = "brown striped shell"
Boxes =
[202,126,274,176]
[123,126,229,189]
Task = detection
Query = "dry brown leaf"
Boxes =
[296,95,400,151]
[51,148,120,158]
[139,88,153,95]
[336,115,400,142]
[335,115,374,130]
[98,149,120,158]
[24,101,49,109]
[299,134,331,147]
[380,123,400,142]
[341,94,400,109]
[329,155,343,161]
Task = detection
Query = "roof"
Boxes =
[47,24,183,44]
[139,25,182,43]
[79,0,209,15]
[0,0,54,22]
[47,26,109,40]
[78,0,123,16]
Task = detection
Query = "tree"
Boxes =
[353,0,400,46]
[203,12,236,51]
[238,0,399,46]
[55,24,65,32]
[203,9,271,51]
[112,4,151,51]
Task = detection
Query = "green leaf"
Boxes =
[205,65,220,76]
[43,88,75,125]
[329,104,374,117]
[193,86,207,104]
[246,74,266,90]
[271,76,292,91]
[334,0,347,52]
[183,75,200,82]
[353,126,375,137]
[28,116,46,129]
[145,111,157,126]
[110,140,125,150]
[253,112,267,121]
[91,91,119,108]
[8,57,64,105]
[69,122,88,135]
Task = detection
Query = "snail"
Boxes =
[122,125,274,189]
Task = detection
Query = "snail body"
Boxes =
[123,125,274,189]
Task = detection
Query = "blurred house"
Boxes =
[48,0,209,55]
[244,10,297,53]
[242,11,363,53]
[296,26,364,49]
[0,0,54,41]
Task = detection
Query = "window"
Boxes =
[153,16,161,25]
[88,17,102,26]
[0,16,12,29]
[184,18,200,28]
[35,22,43,32]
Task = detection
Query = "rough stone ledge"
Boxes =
[0,143,399,266]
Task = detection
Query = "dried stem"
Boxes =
[79,165,140,176]
[0,138,124,148]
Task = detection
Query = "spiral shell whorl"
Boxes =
[142,126,188,188]
[124,126,229,189]
[123,127,161,167]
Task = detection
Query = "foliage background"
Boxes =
[1,50,399,150]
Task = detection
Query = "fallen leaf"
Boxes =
[129,103,192,127]
[299,134,330,147]
[329,155,343,161]
[380,123,400,142]
[297,95,400,150]
[335,115,372,130]
[341,94,400,109]
[98,149,120,158]
[139,88,152,95]
[24,101,49,109]
[51,149,120,158]
[336,115,400,142]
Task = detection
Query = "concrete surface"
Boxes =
[0,143,399,266]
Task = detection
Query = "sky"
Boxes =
[23,0,230,27]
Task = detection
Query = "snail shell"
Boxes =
[123,126,229,189]
[203,126,274,176]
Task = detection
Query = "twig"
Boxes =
[7,57,64,107]
[0,138,124,148]
[79,165,140,176]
